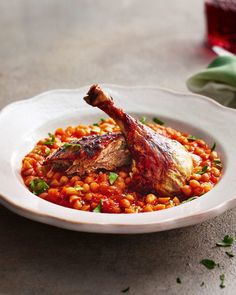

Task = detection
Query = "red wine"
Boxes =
[205,1,236,53]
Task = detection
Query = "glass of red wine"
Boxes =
[205,0,236,53]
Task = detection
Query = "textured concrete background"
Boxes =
[0,1,235,294]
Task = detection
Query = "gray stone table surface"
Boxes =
[0,1,235,294]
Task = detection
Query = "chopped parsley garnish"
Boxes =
[225,251,234,258]
[44,133,55,146]
[45,147,51,156]
[187,135,197,141]
[109,172,118,185]
[121,287,130,293]
[74,185,84,191]
[100,118,106,122]
[35,148,42,155]
[93,123,99,126]
[182,197,197,204]
[140,116,147,124]
[176,277,181,284]
[153,117,164,125]
[200,259,217,269]
[93,199,103,213]
[63,143,81,151]
[134,206,139,213]
[30,178,49,195]
[213,159,223,169]
[216,235,234,247]
[211,142,216,151]
[219,274,225,288]
[196,165,208,175]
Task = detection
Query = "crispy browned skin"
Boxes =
[45,132,131,176]
[84,84,193,196]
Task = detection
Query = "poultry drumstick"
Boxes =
[84,85,193,196]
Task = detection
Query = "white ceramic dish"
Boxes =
[0,84,236,234]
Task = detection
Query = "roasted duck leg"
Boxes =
[45,132,131,176]
[84,85,193,196]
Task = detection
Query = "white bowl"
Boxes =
[0,84,235,234]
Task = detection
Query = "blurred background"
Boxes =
[0,0,212,108]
